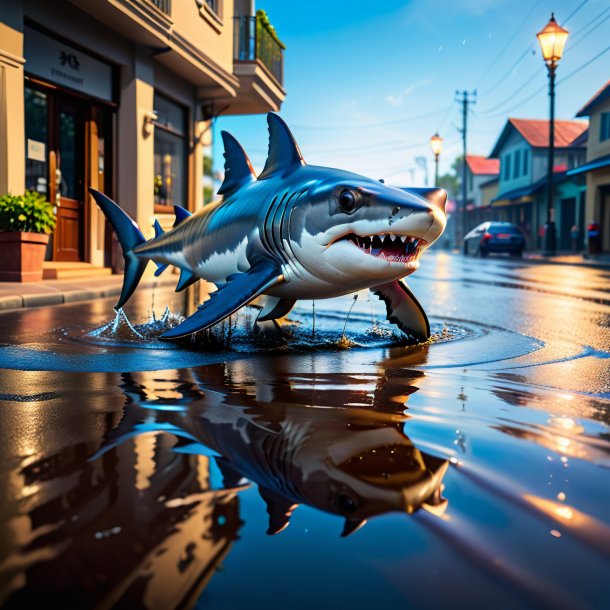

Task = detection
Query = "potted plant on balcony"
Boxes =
[0,191,56,282]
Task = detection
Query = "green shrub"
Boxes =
[0,191,56,234]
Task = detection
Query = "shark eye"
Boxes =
[338,190,356,213]
[336,493,357,514]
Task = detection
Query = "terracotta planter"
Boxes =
[0,232,50,282]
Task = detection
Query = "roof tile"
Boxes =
[509,118,588,148]
[466,155,500,175]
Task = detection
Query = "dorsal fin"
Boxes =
[153,219,164,238]
[217,131,255,196]
[258,113,305,180]
[173,205,192,227]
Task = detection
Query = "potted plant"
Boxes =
[0,191,56,282]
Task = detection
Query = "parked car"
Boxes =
[463,222,525,257]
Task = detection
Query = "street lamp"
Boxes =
[537,13,568,255]
[429,132,443,185]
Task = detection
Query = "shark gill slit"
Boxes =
[261,194,278,256]
[272,190,299,265]
[262,434,302,499]
[265,191,289,263]
[280,190,305,278]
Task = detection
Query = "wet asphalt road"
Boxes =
[0,251,609,609]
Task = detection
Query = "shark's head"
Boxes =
[220,113,446,293]
[287,168,447,289]
[294,425,449,536]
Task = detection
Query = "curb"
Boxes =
[0,278,172,313]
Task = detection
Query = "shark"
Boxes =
[93,366,449,537]
[90,112,447,341]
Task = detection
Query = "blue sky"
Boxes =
[216,0,609,188]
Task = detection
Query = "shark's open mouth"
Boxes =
[340,234,427,263]
[336,443,428,487]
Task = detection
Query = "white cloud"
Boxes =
[385,78,434,106]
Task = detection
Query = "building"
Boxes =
[0,0,285,276]
[488,118,588,250]
[567,80,610,254]
[463,155,499,230]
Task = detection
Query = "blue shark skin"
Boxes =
[90,113,447,341]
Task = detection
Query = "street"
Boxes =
[0,251,609,609]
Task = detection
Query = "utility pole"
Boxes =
[455,90,477,248]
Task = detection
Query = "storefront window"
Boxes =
[154,93,187,213]
[24,86,48,195]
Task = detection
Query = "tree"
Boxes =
[203,154,214,204]
[437,155,464,200]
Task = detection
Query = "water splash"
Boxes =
[87,307,185,344]
[89,309,144,340]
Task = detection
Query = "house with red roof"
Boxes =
[568,80,610,254]
[465,155,500,208]
[488,117,588,250]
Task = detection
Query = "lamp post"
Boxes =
[429,132,443,186]
[537,13,568,255]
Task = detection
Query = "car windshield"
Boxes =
[488,224,521,234]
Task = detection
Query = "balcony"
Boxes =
[228,9,285,114]
[234,10,284,85]
[150,0,171,15]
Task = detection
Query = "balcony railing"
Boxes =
[234,11,285,86]
[150,0,171,15]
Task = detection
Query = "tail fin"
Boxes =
[89,188,149,310]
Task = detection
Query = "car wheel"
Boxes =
[515,249,523,258]
[463,242,468,255]
[478,246,488,258]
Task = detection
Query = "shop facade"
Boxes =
[0,0,285,274]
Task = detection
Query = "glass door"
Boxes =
[51,98,85,261]
[24,84,85,262]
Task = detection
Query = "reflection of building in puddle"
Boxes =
[0,371,243,609]
[100,358,448,539]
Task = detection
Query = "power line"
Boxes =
[558,43,610,84]
[474,43,610,119]
[564,0,591,23]
[475,0,542,87]
[566,5,610,44]
[289,105,453,130]
[477,70,542,115]
[478,45,535,98]
[476,4,605,113]
[566,10,610,54]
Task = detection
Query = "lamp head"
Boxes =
[537,13,568,64]
[429,133,443,157]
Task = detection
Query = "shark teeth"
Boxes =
[341,233,427,263]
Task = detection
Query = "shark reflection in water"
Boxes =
[100,356,448,537]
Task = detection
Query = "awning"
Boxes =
[491,183,538,206]
[567,153,610,176]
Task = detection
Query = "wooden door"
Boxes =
[50,98,85,261]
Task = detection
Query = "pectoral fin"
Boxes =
[161,260,284,339]
[371,280,430,341]
[256,296,296,322]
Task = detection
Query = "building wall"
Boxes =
[497,131,532,195]
[0,7,25,196]
[467,171,497,207]
[581,98,610,252]
[585,96,610,162]
[481,181,499,208]
[0,0,284,271]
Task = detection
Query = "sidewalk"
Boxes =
[0,273,175,311]
[522,251,610,269]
